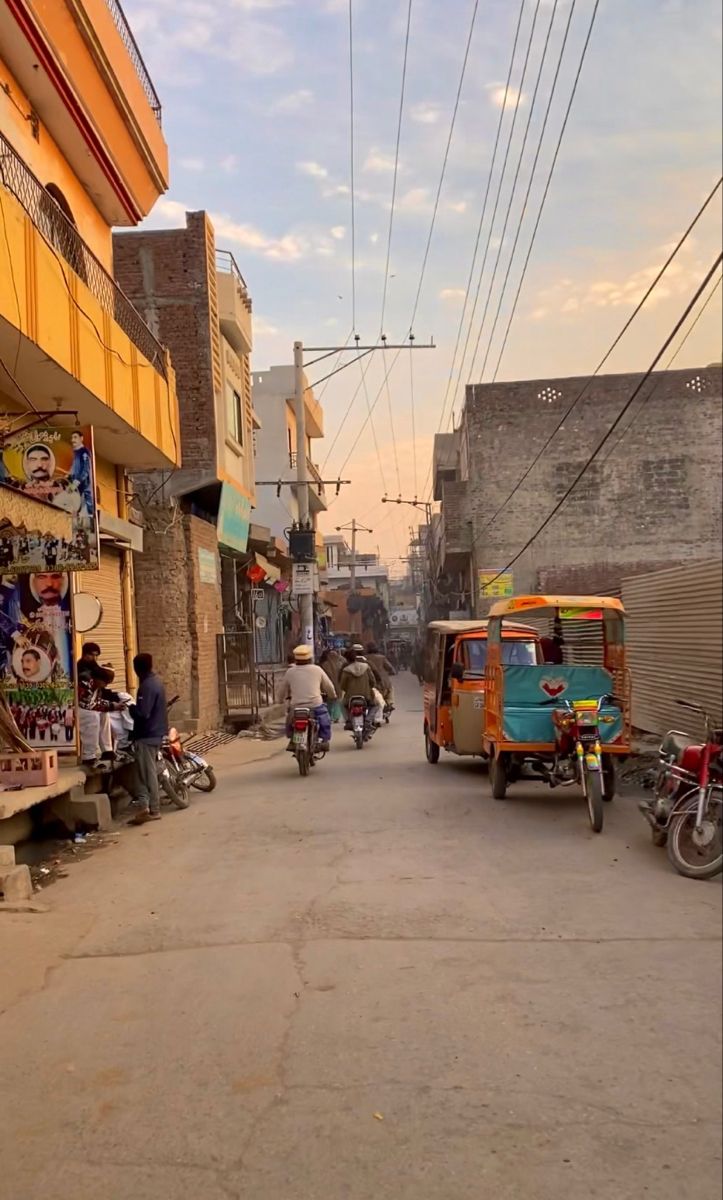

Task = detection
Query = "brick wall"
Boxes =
[460,366,722,611]
[133,504,222,732]
[113,211,217,474]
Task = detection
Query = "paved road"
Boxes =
[1,674,721,1199]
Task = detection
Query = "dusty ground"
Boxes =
[0,675,720,1200]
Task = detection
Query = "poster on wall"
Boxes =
[478,570,514,599]
[0,425,99,571]
[0,572,76,751]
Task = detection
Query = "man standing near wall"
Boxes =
[130,653,169,824]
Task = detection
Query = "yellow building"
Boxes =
[0,0,180,689]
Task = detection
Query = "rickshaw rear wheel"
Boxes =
[425,727,440,764]
[602,757,616,801]
[491,752,507,800]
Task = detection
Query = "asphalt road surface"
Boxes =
[1,673,721,1199]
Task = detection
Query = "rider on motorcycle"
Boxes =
[365,643,396,709]
[339,650,383,729]
[279,645,336,750]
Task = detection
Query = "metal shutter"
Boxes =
[622,560,722,738]
[87,548,128,690]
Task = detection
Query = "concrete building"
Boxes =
[0,2,179,693]
[113,212,288,729]
[430,367,723,616]
[320,534,389,641]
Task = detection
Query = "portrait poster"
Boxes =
[0,425,99,572]
[0,572,76,752]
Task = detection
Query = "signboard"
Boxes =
[292,562,314,595]
[217,483,251,553]
[478,570,514,598]
[0,571,76,751]
[0,425,100,571]
[389,607,418,627]
[197,548,218,585]
[560,606,603,621]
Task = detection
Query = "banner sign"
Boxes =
[292,562,315,595]
[0,425,99,572]
[0,571,76,751]
[217,483,251,553]
[478,570,514,598]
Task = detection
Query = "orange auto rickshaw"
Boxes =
[422,619,542,764]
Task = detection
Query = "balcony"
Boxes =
[0,0,168,225]
[289,452,327,513]
[0,132,179,468]
[216,250,253,356]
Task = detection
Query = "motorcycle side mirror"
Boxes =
[450,663,464,682]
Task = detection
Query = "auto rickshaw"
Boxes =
[483,595,631,832]
[423,619,542,764]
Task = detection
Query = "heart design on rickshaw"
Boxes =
[540,677,568,698]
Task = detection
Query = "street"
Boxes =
[1,673,721,1200]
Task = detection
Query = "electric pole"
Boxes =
[293,339,314,652]
[336,518,372,639]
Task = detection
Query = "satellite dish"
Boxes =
[74,592,103,632]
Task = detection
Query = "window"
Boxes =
[226,385,244,445]
[39,184,87,281]
[459,638,538,676]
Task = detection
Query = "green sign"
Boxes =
[217,483,251,553]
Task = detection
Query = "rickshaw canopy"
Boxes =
[488,595,625,618]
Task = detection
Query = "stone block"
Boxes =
[49,790,113,833]
[0,863,33,903]
[0,846,15,866]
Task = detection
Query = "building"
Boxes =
[113,211,286,728]
[430,367,722,616]
[0,1,179,699]
[320,534,389,641]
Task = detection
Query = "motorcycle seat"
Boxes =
[660,730,698,761]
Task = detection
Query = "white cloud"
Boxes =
[330,225,346,240]
[270,88,314,114]
[447,200,467,214]
[219,154,239,174]
[440,287,466,302]
[487,84,526,111]
[410,102,441,125]
[396,187,430,212]
[253,315,280,335]
[152,198,307,262]
[369,232,379,244]
[364,149,397,174]
[297,160,328,179]
[122,0,293,77]
[322,183,351,198]
[178,156,204,171]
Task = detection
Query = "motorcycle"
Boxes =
[156,697,190,808]
[547,695,617,833]
[348,696,370,750]
[383,700,394,725]
[288,705,326,776]
[639,700,722,879]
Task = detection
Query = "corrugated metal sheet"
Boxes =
[622,560,722,738]
[90,548,128,691]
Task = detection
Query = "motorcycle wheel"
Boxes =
[584,766,604,833]
[425,728,440,764]
[190,766,217,792]
[296,748,310,776]
[160,766,190,809]
[667,807,722,879]
[354,729,364,750]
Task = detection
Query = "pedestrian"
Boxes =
[319,647,344,724]
[129,652,169,824]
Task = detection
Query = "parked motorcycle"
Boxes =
[547,695,617,833]
[348,696,370,750]
[156,697,190,808]
[289,705,326,776]
[639,700,722,879]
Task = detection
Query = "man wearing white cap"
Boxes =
[279,645,337,749]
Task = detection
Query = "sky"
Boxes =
[127,0,723,571]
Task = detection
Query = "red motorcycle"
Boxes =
[639,701,722,879]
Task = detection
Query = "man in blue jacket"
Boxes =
[130,652,168,824]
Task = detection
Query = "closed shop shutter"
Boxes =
[85,547,127,690]
[622,560,722,738]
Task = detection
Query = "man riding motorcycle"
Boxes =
[279,645,336,750]
[339,650,383,729]
[365,643,396,709]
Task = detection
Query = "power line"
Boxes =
[600,272,722,464]
[477,176,722,533]
[380,0,413,336]
[419,0,528,499]
[409,341,417,496]
[348,0,357,334]
[490,0,601,381]
[476,253,723,588]
[448,0,543,402]
[468,0,565,382]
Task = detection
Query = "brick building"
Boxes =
[431,366,722,616]
[113,211,277,730]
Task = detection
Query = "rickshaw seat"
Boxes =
[499,665,622,745]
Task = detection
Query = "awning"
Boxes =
[254,552,281,585]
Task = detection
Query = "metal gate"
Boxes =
[217,630,258,720]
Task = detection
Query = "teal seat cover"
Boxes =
[500,665,622,744]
